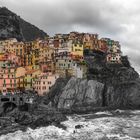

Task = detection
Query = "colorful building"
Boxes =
[33,73,59,96]
[83,33,98,50]
[71,42,84,60]
[4,42,25,56]
[24,69,41,89]
[106,53,121,64]
[98,39,108,53]
[106,43,122,64]
[40,60,55,73]
[0,67,26,93]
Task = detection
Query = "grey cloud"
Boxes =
[0,0,140,73]
[0,0,127,35]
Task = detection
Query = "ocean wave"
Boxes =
[94,111,112,115]
[1,111,140,140]
[130,110,140,114]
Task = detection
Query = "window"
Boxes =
[43,82,45,84]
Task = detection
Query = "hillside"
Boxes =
[0,7,48,41]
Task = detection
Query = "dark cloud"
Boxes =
[0,0,126,35]
[0,0,140,73]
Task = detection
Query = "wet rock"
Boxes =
[30,105,67,129]
[0,118,12,127]
[0,103,67,135]
[75,125,83,129]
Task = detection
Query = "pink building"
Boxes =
[33,73,59,96]
[7,53,21,66]
[0,67,26,94]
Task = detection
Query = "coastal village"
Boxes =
[0,32,122,96]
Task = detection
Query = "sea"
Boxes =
[0,110,140,140]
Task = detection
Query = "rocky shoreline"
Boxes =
[0,103,67,136]
[0,100,140,136]
[0,105,139,136]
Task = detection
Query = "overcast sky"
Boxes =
[0,0,140,73]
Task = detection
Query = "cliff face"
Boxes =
[105,79,140,108]
[57,78,104,109]
[41,53,140,112]
[0,7,47,41]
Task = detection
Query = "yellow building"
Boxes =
[25,65,40,71]
[21,54,34,66]
[0,53,5,59]
[4,42,25,56]
[39,46,54,62]
[16,67,26,90]
[24,69,41,89]
[71,43,84,60]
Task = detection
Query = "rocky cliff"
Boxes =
[0,7,47,41]
[41,52,140,112]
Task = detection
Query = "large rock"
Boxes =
[0,118,13,127]
[48,77,104,109]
